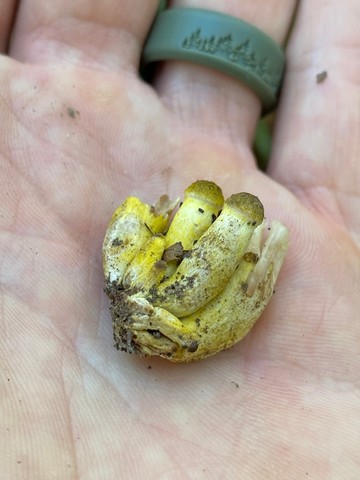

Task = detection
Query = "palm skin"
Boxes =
[1,1,360,478]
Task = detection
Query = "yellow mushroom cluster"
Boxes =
[103,181,289,363]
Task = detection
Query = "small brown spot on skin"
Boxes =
[67,107,79,118]
[316,71,328,83]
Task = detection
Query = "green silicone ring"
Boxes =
[142,8,285,112]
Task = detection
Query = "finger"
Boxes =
[150,0,297,153]
[269,0,360,240]
[0,0,18,53]
[9,0,159,72]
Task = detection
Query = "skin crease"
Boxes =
[1,0,360,478]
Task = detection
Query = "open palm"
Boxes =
[1,1,359,478]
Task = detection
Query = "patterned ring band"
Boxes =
[142,8,286,113]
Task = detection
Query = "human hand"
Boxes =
[1,1,359,478]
